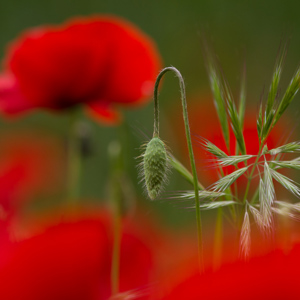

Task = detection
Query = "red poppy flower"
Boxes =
[0,16,161,124]
[0,210,154,300]
[161,242,300,300]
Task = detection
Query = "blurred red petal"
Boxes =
[0,217,109,300]
[0,131,65,213]
[0,210,155,300]
[87,101,122,125]
[0,73,35,114]
[7,25,110,109]
[162,243,300,300]
[1,15,162,124]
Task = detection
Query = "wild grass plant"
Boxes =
[139,44,300,270]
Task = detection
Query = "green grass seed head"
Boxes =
[143,137,168,200]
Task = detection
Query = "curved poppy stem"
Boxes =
[153,67,204,272]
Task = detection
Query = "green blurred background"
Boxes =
[1,0,300,228]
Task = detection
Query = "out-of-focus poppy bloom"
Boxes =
[0,16,161,124]
[0,131,64,214]
[161,242,300,300]
[0,130,65,246]
[171,96,287,186]
[0,210,154,300]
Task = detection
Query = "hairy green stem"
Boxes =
[111,189,121,295]
[67,109,82,201]
[153,67,204,272]
[108,141,123,295]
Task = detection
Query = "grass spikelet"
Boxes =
[204,48,230,149]
[248,203,265,231]
[238,64,247,127]
[142,137,169,200]
[211,167,248,192]
[259,44,287,140]
[197,137,228,159]
[270,168,300,198]
[271,205,300,221]
[260,162,275,230]
[273,201,300,221]
[176,190,226,200]
[273,67,300,128]
[268,141,300,155]
[198,201,236,210]
[265,43,286,117]
[186,201,236,210]
[225,84,247,155]
[240,208,251,260]
[276,200,300,213]
[257,102,263,138]
[270,160,300,170]
[262,108,276,141]
[217,155,254,166]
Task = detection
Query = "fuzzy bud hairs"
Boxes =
[142,137,169,200]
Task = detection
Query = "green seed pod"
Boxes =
[143,137,168,200]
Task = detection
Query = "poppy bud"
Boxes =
[143,137,168,200]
